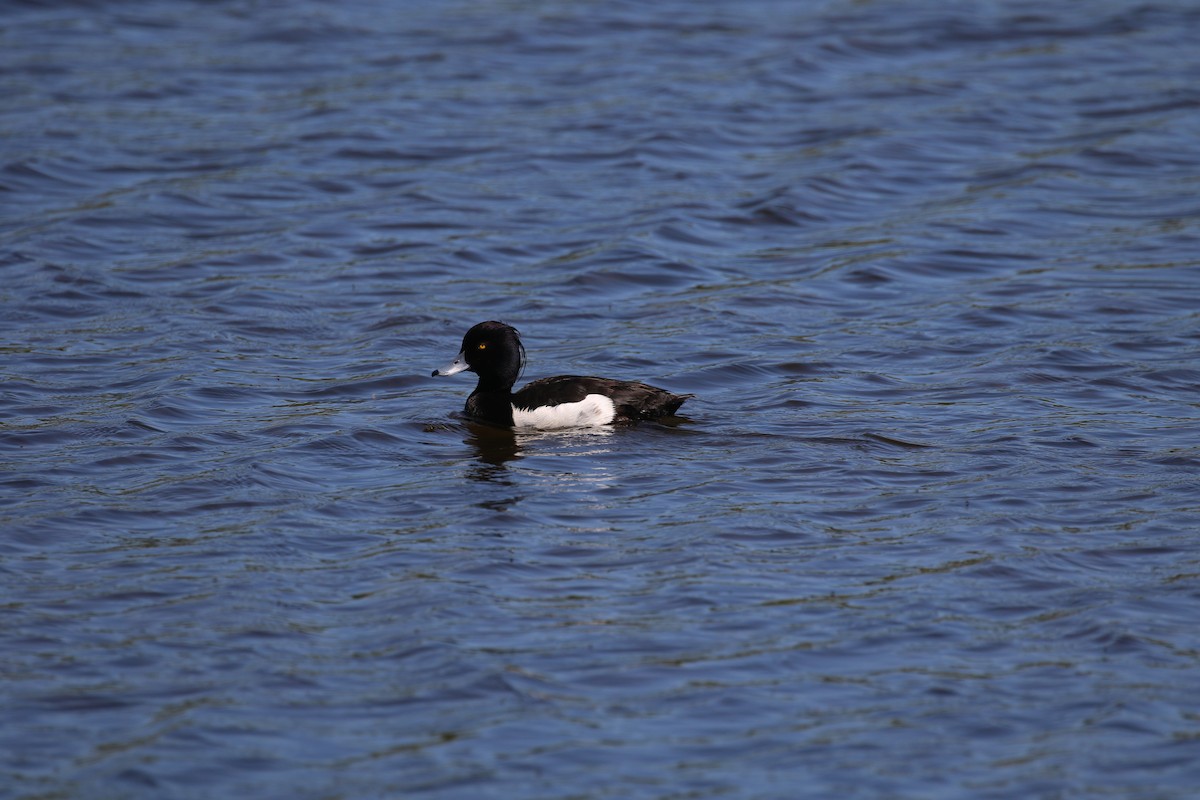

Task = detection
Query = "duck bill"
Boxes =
[431,351,470,377]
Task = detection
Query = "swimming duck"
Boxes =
[432,321,691,429]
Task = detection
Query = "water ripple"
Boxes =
[4,1,1200,798]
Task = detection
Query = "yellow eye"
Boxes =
[477,342,488,350]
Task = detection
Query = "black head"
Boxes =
[431,321,526,390]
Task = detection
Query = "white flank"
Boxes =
[512,394,616,430]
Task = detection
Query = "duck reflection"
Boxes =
[464,421,619,469]
[461,421,619,500]
[457,423,521,511]
[464,421,522,471]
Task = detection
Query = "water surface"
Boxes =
[3,1,1200,797]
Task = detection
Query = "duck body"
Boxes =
[432,321,691,430]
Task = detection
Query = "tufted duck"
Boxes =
[432,321,691,429]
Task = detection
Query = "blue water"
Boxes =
[3,1,1200,797]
